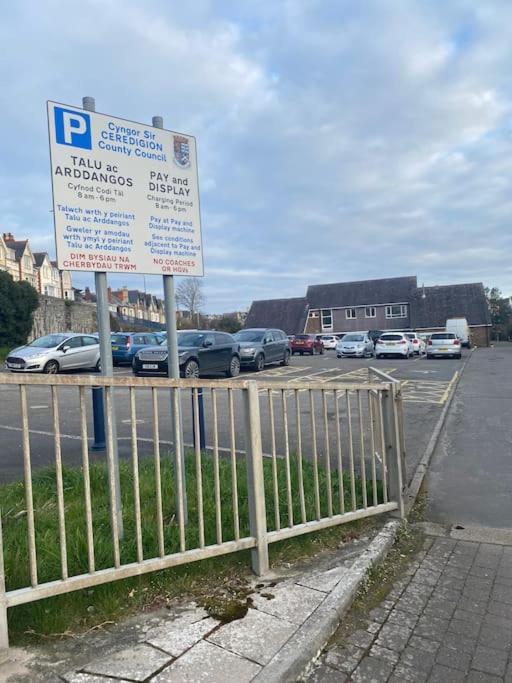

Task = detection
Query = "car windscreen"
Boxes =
[380,334,403,341]
[29,334,68,348]
[431,333,456,339]
[343,335,364,342]
[177,332,206,347]
[234,331,264,342]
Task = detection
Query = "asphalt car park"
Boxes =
[0,345,465,485]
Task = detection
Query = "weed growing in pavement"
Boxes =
[1,452,382,642]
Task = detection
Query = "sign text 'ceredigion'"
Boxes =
[47,101,203,275]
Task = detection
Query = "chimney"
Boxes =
[3,232,14,242]
[122,286,129,303]
[107,286,112,302]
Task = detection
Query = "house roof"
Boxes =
[410,283,491,328]
[245,297,309,335]
[7,240,29,261]
[306,276,418,309]
[33,252,50,268]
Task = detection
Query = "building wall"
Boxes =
[470,326,490,347]
[306,304,411,334]
[30,296,97,341]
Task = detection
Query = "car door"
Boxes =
[263,331,277,363]
[214,333,232,371]
[81,335,100,367]
[198,333,218,372]
[59,336,88,369]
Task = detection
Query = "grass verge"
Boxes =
[0,347,9,364]
[2,451,383,643]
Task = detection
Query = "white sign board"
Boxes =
[47,101,203,276]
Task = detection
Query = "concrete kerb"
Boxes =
[404,347,475,515]
[256,520,401,683]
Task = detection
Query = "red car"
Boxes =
[291,334,324,355]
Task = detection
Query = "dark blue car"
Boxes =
[111,332,162,365]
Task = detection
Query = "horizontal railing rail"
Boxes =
[0,372,405,654]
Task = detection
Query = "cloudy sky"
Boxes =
[1,1,512,311]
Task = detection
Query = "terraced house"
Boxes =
[246,276,491,346]
[0,232,73,299]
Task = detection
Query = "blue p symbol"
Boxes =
[54,107,92,149]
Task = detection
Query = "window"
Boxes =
[345,308,357,319]
[321,309,333,331]
[365,306,376,318]
[308,311,319,318]
[385,305,407,319]
[82,336,98,346]
[64,336,83,349]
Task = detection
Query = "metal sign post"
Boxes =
[82,96,123,539]
[152,115,188,524]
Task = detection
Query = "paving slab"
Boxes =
[207,606,296,665]
[251,582,325,625]
[297,566,347,593]
[146,616,219,657]
[82,644,171,681]
[152,640,261,682]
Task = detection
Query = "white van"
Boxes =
[446,318,470,347]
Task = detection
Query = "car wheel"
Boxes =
[226,355,240,378]
[281,350,291,366]
[94,358,101,373]
[43,360,59,374]
[456,354,462,360]
[254,354,265,372]
[320,346,324,355]
[183,359,200,378]
[337,354,341,359]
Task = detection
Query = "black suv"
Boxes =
[233,328,291,371]
[132,331,241,378]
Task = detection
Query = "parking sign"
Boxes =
[47,101,203,276]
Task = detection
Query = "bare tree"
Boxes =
[175,278,206,326]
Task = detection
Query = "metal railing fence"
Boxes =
[0,372,405,651]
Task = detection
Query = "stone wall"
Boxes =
[30,296,97,341]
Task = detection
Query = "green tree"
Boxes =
[485,286,511,325]
[0,271,39,346]
[215,314,243,334]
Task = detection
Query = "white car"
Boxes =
[405,332,426,355]
[375,333,414,359]
[336,333,374,358]
[320,335,338,350]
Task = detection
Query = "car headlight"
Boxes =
[243,347,255,353]
[27,354,46,361]
[178,351,187,357]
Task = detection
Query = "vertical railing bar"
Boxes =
[378,392,389,503]
[152,388,165,557]
[20,385,38,587]
[79,386,95,573]
[334,390,345,515]
[295,390,306,524]
[0,513,9,653]
[211,389,222,545]
[129,388,143,563]
[368,392,378,507]
[51,386,68,580]
[193,389,205,548]
[228,389,240,541]
[309,390,321,520]
[105,387,121,568]
[173,390,186,552]
[357,390,368,509]
[268,389,280,531]
[281,390,293,528]
[346,390,356,512]
[322,391,333,517]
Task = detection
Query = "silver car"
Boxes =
[336,332,374,358]
[5,333,100,374]
[426,332,462,359]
